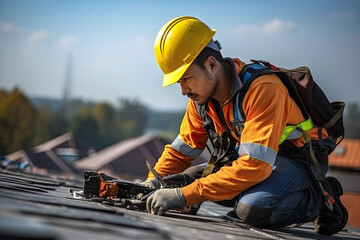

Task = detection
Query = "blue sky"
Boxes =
[0,0,359,111]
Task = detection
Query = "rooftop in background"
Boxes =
[329,138,360,170]
[75,134,208,180]
[0,169,359,240]
[5,132,92,177]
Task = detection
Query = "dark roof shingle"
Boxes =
[0,169,358,240]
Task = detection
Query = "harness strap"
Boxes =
[197,105,220,151]
[197,104,220,177]
[320,101,345,146]
[197,103,236,177]
[279,118,314,145]
[321,101,345,129]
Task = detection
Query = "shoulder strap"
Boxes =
[238,60,310,122]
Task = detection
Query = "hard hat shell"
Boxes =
[154,16,216,87]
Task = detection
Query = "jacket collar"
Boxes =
[224,57,243,102]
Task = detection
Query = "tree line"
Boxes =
[0,87,154,155]
[1,87,359,156]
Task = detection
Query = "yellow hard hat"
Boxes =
[154,16,216,87]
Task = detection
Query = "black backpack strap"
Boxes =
[320,101,345,146]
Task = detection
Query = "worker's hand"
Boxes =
[146,188,186,215]
[140,178,161,189]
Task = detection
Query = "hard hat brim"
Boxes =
[161,29,216,87]
[162,62,191,87]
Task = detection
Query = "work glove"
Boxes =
[146,188,186,216]
[140,177,161,189]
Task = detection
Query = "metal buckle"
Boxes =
[230,120,245,138]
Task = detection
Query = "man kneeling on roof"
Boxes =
[141,16,348,236]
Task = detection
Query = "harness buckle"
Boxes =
[230,119,245,138]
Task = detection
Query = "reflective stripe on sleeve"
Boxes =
[238,142,277,166]
[171,135,203,159]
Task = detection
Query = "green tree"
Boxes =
[92,102,117,148]
[0,87,36,155]
[116,98,147,140]
[32,106,68,146]
[69,106,100,149]
[147,110,183,139]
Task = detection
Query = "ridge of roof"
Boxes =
[75,134,161,169]
[33,132,74,153]
[4,149,27,160]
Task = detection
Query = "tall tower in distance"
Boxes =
[62,52,73,118]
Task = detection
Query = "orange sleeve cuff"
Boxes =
[181,180,206,206]
[181,158,273,206]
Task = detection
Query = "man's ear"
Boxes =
[206,56,217,73]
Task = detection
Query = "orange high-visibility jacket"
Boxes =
[148,58,327,206]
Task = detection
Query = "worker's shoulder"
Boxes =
[251,72,283,86]
[246,73,287,96]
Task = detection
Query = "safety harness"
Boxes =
[198,102,237,177]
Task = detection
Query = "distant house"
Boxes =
[5,132,92,177]
[328,138,360,229]
[4,133,209,180]
[75,134,209,180]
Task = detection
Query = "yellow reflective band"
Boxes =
[279,125,296,144]
[279,118,314,145]
[297,118,314,131]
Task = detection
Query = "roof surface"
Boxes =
[0,169,359,240]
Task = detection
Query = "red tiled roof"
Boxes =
[329,138,360,169]
[342,192,360,228]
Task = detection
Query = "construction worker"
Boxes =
[143,16,348,235]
